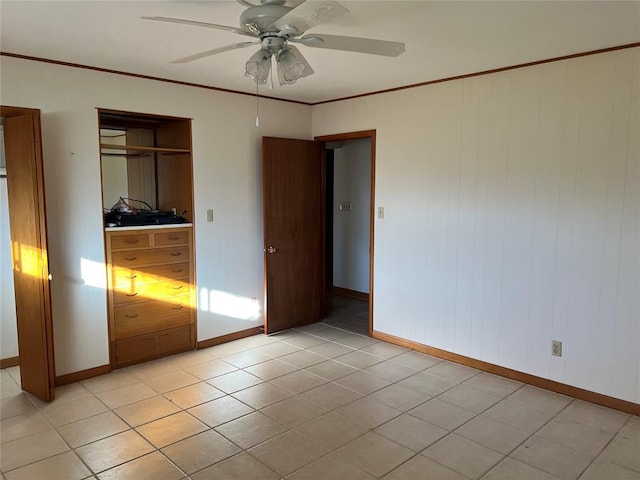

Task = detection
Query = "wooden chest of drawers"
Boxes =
[105,226,196,368]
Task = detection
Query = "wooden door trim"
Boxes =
[314,130,376,336]
[1,106,41,118]
[197,326,263,349]
[0,356,20,368]
[331,286,369,300]
[56,364,110,386]
[1,105,56,400]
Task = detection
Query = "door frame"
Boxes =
[1,105,56,400]
[315,130,376,336]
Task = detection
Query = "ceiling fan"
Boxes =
[142,0,406,86]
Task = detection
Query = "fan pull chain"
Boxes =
[269,57,274,89]
[255,81,260,127]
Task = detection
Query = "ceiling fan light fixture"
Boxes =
[276,47,307,85]
[245,48,272,84]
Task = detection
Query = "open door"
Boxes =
[262,137,325,334]
[2,108,55,401]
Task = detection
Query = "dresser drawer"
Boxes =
[155,230,189,246]
[114,333,156,365]
[111,262,190,290]
[113,296,191,338]
[114,325,192,367]
[113,278,190,305]
[110,233,150,250]
[157,325,192,355]
[111,246,189,268]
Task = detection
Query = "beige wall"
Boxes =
[313,48,640,403]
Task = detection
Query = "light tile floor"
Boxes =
[1,322,639,480]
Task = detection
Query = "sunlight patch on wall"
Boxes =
[81,258,107,289]
[200,287,261,320]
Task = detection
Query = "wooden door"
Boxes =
[3,110,56,401]
[262,137,325,334]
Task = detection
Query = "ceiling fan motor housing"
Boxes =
[240,2,292,34]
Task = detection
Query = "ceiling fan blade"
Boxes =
[293,33,405,57]
[170,42,259,64]
[274,1,348,35]
[141,16,258,38]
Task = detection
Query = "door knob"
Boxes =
[267,246,277,254]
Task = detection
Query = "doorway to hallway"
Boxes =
[321,133,374,336]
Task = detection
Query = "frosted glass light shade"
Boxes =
[276,48,305,84]
[245,48,272,84]
[276,46,314,85]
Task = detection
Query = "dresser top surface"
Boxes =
[105,224,193,232]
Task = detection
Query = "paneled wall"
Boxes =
[313,48,639,403]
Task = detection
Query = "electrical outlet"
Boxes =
[206,209,214,222]
[339,202,352,212]
[552,340,562,357]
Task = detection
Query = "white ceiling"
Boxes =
[1,1,638,104]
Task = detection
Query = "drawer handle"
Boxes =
[158,333,170,338]
[172,285,183,290]
[126,292,138,297]
[171,269,183,273]
[126,274,137,279]
[169,252,182,257]
[172,305,184,310]
[168,236,180,240]
[125,313,139,318]
[125,239,139,244]
[124,256,137,261]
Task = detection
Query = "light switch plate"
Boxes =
[378,207,384,219]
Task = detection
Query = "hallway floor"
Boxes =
[1,323,638,479]
[322,293,369,335]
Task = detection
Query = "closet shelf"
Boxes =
[100,143,191,155]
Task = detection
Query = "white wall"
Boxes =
[1,126,19,359]
[332,138,371,293]
[313,48,640,404]
[0,56,311,375]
